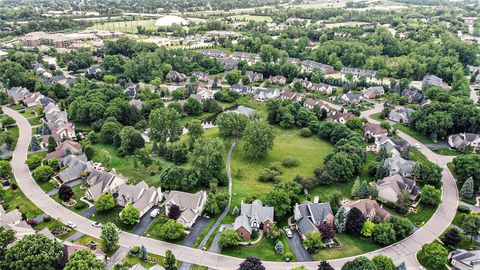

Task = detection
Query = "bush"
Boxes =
[458,205,471,213]
[130,246,141,256]
[74,201,88,210]
[282,156,300,167]
[300,128,312,137]
[258,169,281,183]
[283,252,294,262]
[43,215,51,222]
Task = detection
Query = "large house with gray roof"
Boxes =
[58,154,93,183]
[376,174,419,205]
[384,156,416,177]
[374,134,409,157]
[422,74,445,90]
[234,200,274,238]
[116,181,162,217]
[388,107,415,123]
[451,249,480,270]
[163,190,207,228]
[293,200,334,239]
[448,133,480,152]
[85,169,127,201]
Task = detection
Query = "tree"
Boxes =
[238,257,265,270]
[64,250,106,270]
[346,207,366,235]
[0,160,12,179]
[351,178,361,198]
[47,136,57,152]
[303,231,325,253]
[135,148,152,168]
[1,116,14,127]
[242,122,275,160]
[396,190,412,214]
[183,98,203,115]
[372,222,396,245]
[100,121,122,144]
[453,154,480,189]
[389,216,413,240]
[101,222,119,252]
[460,177,475,199]
[167,204,181,220]
[119,204,140,225]
[318,222,335,239]
[361,220,375,238]
[164,250,177,270]
[84,145,95,160]
[329,191,342,214]
[32,165,54,182]
[341,256,377,270]
[358,180,372,199]
[318,261,335,270]
[274,240,284,254]
[149,107,181,147]
[189,138,225,186]
[461,213,480,242]
[139,245,147,261]
[218,229,241,248]
[5,234,63,270]
[334,206,349,233]
[216,112,249,139]
[94,194,116,211]
[119,126,145,155]
[26,154,43,170]
[442,227,462,247]
[187,120,204,142]
[417,242,448,270]
[372,255,395,270]
[324,152,355,182]
[159,220,184,240]
[3,131,15,150]
[421,185,441,206]
[413,161,442,188]
[226,70,241,85]
[97,149,113,167]
[58,185,74,202]
[264,188,291,218]
[0,227,15,266]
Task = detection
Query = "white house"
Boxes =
[163,190,207,228]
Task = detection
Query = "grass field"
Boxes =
[394,124,434,144]
[89,19,157,34]
[2,187,43,219]
[20,109,37,118]
[52,185,89,214]
[406,203,437,227]
[229,15,273,23]
[313,233,381,260]
[221,234,295,262]
[32,218,77,240]
[123,253,166,268]
[88,207,135,232]
[28,116,43,126]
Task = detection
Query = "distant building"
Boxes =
[388,107,415,123]
[303,98,329,112]
[341,67,377,83]
[422,74,445,90]
[46,140,82,160]
[155,16,189,27]
[361,86,385,99]
[269,75,287,85]
[280,91,303,102]
[166,71,187,82]
[245,71,264,82]
[301,60,335,74]
[330,112,354,124]
[401,90,423,104]
[339,92,365,106]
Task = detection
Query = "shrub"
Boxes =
[458,205,471,213]
[130,246,141,256]
[283,252,294,262]
[258,169,281,183]
[300,128,312,137]
[74,201,88,210]
[282,156,300,167]
[43,215,51,222]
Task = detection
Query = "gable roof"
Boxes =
[234,214,252,234]
[240,199,274,223]
[384,156,416,176]
[344,199,390,220]
[164,190,206,212]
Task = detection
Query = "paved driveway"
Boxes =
[131,206,162,235]
[286,230,313,262]
[183,216,209,247]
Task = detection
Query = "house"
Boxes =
[301,60,335,74]
[49,121,76,143]
[451,249,480,270]
[230,84,250,95]
[388,107,415,123]
[196,88,214,101]
[62,242,106,266]
[40,97,55,107]
[449,133,480,152]
[330,112,354,124]
[339,92,364,106]
[401,90,424,104]
[376,174,420,204]
[49,75,71,87]
[286,57,301,65]
[269,75,287,85]
[361,86,385,99]
[341,67,377,83]
[192,71,209,82]
[23,92,44,108]
[86,66,102,76]
[290,78,312,90]
[166,71,187,82]
[135,82,156,93]
[364,123,387,139]
[422,74,445,90]
[293,200,334,239]
[58,155,93,183]
[85,170,127,201]
[7,86,29,102]
[45,110,68,125]
[234,200,274,238]
[303,98,329,112]
[129,264,165,270]
[219,59,239,70]
[374,135,409,157]
[46,140,82,160]
[310,83,334,95]
[129,99,143,110]
[0,207,36,240]
[200,49,229,59]
[231,106,255,116]
[384,156,416,177]
[124,84,137,98]
[280,91,303,102]
[250,88,280,101]
[163,190,207,228]
[44,103,61,115]
[344,199,390,222]
[232,52,259,63]
[116,181,162,217]
[245,71,264,82]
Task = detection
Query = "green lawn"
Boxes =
[73,122,93,132]
[90,19,157,34]
[2,187,43,219]
[406,203,437,227]
[369,112,383,122]
[35,178,57,193]
[28,116,43,126]
[409,148,429,163]
[20,109,37,118]
[32,218,77,240]
[143,214,185,244]
[179,112,216,126]
[122,253,166,268]
[88,207,135,232]
[229,15,273,22]
[221,234,295,262]
[9,104,25,110]
[431,147,459,156]
[313,234,381,260]
[52,185,90,214]
[75,234,117,257]
[394,124,434,144]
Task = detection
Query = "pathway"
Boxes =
[3,105,459,270]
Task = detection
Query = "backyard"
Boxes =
[221,234,295,262]
[312,233,381,260]
[88,206,136,232]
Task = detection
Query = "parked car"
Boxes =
[414,143,421,149]
[91,222,103,228]
[150,208,161,218]
[116,228,122,234]
[67,221,77,228]
[285,228,293,238]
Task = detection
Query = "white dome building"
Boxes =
[155,15,189,27]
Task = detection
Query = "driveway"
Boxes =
[183,216,209,247]
[81,206,97,218]
[131,206,162,235]
[286,229,313,262]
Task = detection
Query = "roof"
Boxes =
[0,209,23,226]
[164,190,206,212]
[344,199,390,220]
[331,112,354,121]
[234,214,252,234]
[376,174,418,202]
[46,140,82,160]
[423,74,443,87]
[384,156,416,177]
[294,201,333,235]
[58,154,91,182]
[364,123,387,135]
[452,249,480,269]
[240,199,274,224]
[341,67,376,77]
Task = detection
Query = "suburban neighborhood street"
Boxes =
[3,102,459,269]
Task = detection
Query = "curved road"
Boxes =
[4,104,458,270]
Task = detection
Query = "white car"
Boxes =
[285,228,293,238]
[414,143,421,149]
[150,209,161,218]
[67,221,77,228]
[116,228,122,234]
[91,222,102,228]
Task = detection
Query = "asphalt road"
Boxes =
[4,103,459,270]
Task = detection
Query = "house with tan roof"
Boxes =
[280,91,303,102]
[46,140,82,160]
[163,190,207,228]
[303,98,329,112]
[448,133,480,152]
[344,199,390,222]
[330,112,354,124]
[23,92,45,108]
[116,181,162,217]
[364,123,387,139]
[58,155,93,183]
[85,169,127,201]
[0,207,36,240]
[376,174,420,205]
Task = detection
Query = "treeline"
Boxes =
[0,17,92,38]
